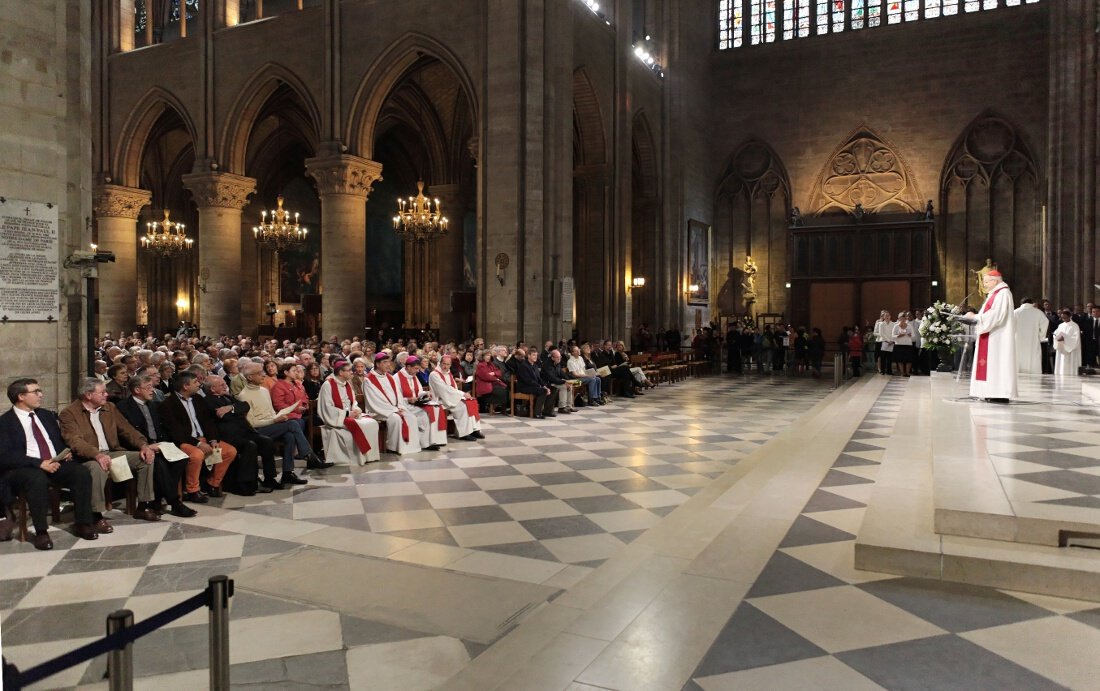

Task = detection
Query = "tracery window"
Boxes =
[718,0,1039,49]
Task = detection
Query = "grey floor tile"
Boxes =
[477,540,560,562]
[528,472,590,486]
[778,515,856,548]
[520,515,606,540]
[858,578,1054,632]
[802,488,866,513]
[613,529,647,544]
[236,503,296,519]
[649,505,677,518]
[460,464,522,478]
[288,485,361,503]
[600,477,669,493]
[0,577,40,611]
[832,453,880,468]
[416,479,481,494]
[818,469,875,487]
[562,495,642,514]
[354,470,413,484]
[632,463,694,478]
[745,552,847,599]
[1,598,129,645]
[1002,450,1100,470]
[1066,607,1100,630]
[997,434,1092,450]
[231,650,351,690]
[843,441,884,454]
[1006,470,1100,495]
[308,514,374,531]
[435,505,513,526]
[161,523,238,541]
[230,591,315,619]
[385,527,460,546]
[1036,495,1100,508]
[132,558,241,596]
[49,543,159,575]
[360,494,433,513]
[559,458,620,471]
[837,634,1065,691]
[485,487,557,504]
[691,602,828,678]
[242,535,306,557]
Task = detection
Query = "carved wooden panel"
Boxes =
[809,125,923,216]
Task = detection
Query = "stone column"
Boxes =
[304,153,383,340]
[181,172,255,337]
[432,184,466,341]
[93,184,151,337]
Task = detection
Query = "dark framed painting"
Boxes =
[279,234,321,304]
[688,219,710,305]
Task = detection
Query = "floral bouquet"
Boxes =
[919,300,967,352]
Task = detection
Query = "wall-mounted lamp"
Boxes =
[687,283,700,293]
[198,267,210,294]
[495,253,509,286]
[631,276,646,289]
[931,280,939,287]
[785,282,792,289]
[175,298,189,310]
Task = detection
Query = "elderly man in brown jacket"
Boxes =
[59,378,160,533]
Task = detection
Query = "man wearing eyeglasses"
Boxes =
[0,379,98,550]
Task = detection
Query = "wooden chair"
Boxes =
[509,378,536,418]
[15,486,63,542]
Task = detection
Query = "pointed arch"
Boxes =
[113,86,197,188]
[573,68,607,168]
[714,138,792,316]
[808,124,923,215]
[218,62,322,175]
[939,110,1042,301]
[346,33,479,158]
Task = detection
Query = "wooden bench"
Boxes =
[509,378,536,418]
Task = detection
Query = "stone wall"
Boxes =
[705,5,1050,312]
[0,0,92,406]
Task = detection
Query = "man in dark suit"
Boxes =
[59,378,162,534]
[159,371,238,503]
[116,375,197,517]
[1084,305,1100,368]
[201,374,280,492]
[540,349,574,414]
[0,379,97,549]
[515,350,556,419]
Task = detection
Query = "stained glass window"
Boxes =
[135,0,147,32]
[851,0,865,29]
[718,0,1040,49]
[169,0,199,22]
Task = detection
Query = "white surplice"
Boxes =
[429,367,481,439]
[316,375,381,465]
[970,282,1018,400]
[362,370,422,455]
[1013,303,1048,375]
[396,369,447,448]
[1053,320,1082,376]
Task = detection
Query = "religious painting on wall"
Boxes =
[279,233,321,304]
[688,219,710,305]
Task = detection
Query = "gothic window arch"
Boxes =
[714,140,791,316]
[939,112,1041,302]
[719,0,1040,49]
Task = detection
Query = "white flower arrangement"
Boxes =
[919,300,966,351]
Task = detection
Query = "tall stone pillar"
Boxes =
[240,200,262,332]
[92,184,151,337]
[304,153,383,340]
[432,184,466,341]
[181,172,255,337]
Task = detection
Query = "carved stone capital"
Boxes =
[305,155,383,198]
[181,172,256,210]
[92,184,152,219]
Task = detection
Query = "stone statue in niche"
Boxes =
[853,203,866,222]
[974,258,998,297]
[790,206,804,227]
[741,256,758,313]
[922,200,934,220]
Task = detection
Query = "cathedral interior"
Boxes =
[3,1,1100,689]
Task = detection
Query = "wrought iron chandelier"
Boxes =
[392,180,448,242]
[253,196,308,251]
[140,209,193,257]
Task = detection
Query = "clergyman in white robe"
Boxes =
[1053,317,1082,376]
[967,274,1017,401]
[396,365,448,448]
[317,372,381,465]
[429,365,483,440]
[1013,301,1048,375]
[362,363,423,455]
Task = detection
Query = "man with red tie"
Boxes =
[0,379,97,550]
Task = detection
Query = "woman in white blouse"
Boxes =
[891,312,914,377]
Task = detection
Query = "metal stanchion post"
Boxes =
[106,610,134,691]
[833,353,844,388]
[208,575,232,690]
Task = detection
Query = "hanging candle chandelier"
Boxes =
[140,209,193,257]
[253,195,308,251]
[392,179,448,242]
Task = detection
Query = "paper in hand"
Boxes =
[156,442,190,462]
[275,403,299,418]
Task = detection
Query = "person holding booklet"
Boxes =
[317,359,382,465]
[565,346,604,405]
[395,356,448,450]
[429,354,485,441]
[59,378,162,535]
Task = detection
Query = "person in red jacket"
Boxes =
[474,349,509,414]
[848,327,864,377]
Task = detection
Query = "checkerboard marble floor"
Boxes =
[685,378,1100,691]
[0,375,833,689]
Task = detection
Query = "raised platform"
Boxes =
[855,373,1100,601]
